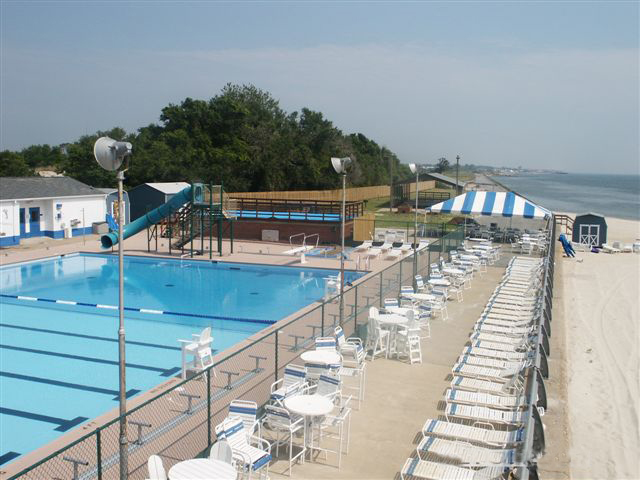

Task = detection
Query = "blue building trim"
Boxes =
[0,235,20,247]
[42,230,65,239]
[72,226,93,237]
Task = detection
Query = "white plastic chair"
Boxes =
[260,405,305,476]
[178,327,214,379]
[209,439,234,465]
[147,455,167,480]
[229,399,260,440]
[270,364,306,405]
[216,417,272,479]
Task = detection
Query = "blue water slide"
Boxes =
[101,185,193,249]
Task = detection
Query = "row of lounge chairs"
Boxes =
[354,239,429,260]
[400,253,549,480]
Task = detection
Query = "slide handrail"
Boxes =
[101,186,193,249]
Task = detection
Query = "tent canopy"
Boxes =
[429,191,551,219]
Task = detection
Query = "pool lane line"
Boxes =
[0,293,275,325]
[0,451,21,466]
[0,322,182,351]
[0,371,140,400]
[0,407,88,432]
[0,344,180,377]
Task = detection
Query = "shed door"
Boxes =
[579,224,599,247]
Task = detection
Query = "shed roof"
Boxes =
[143,182,190,194]
[575,212,605,218]
[424,172,467,188]
[0,177,105,200]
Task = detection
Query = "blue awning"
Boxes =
[429,191,551,219]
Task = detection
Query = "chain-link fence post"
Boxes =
[207,368,212,447]
[354,284,358,331]
[96,428,102,480]
[379,271,383,306]
[274,329,279,383]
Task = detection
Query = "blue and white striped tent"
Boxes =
[429,191,551,219]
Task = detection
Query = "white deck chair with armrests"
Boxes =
[215,417,272,479]
[147,455,167,480]
[421,418,525,448]
[270,364,307,405]
[260,405,305,476]
[473,323,534,337]
[401,457,505,480]
[229,399,261,440]
[354,240,373,251]
[452,361,527,383]
[365,307,389,360]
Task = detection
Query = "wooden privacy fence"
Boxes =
[229,181,435,203]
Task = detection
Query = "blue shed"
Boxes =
[572,212,607,247]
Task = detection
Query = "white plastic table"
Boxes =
[168,458,236,480]
[377,314,409,358]
[300,350,341,366]
[284,394,334,462]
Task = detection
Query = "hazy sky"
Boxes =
[1,1,638,174]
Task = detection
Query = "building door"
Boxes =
[579,224,599,247]
[19,208,26,236]
[28,207,41,236]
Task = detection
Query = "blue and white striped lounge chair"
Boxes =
[401,457,505,480]
[216,417,272,479]
[421,418,525,448]
[270,364,306,405]
[450,375,525,396]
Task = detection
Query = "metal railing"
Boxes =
[8,232,465,480]
[515,215,556,479]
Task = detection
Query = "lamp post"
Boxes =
[331,156,351,327]
[455,154,461,195]
[93,137,132,480]
[409,163,422,284]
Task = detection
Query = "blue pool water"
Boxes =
[0,253,362,465]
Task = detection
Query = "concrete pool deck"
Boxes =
[0,233,559,479]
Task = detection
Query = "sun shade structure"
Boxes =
[429,191,551,219]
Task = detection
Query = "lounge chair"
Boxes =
[444,402,527,427]
[401,457,505,480]
[421,418,525,448]
[354,240,373,251]
[444,388,526,410]
[601,243,621,253]
[416,435,518,466]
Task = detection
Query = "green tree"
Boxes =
[0,151,32,176]
[436,157,449,173]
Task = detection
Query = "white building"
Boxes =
[0,177,107,247]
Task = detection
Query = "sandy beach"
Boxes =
[555,215,640,479]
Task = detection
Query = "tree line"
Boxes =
[0,84,412,192]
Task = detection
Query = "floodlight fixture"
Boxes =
[94,136,132,172]
[331,156,352,174]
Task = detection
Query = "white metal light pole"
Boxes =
[94,137,132,480]
[331,156,351,327]
[409,163,421,283]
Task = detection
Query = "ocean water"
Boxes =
[492,173,640,220]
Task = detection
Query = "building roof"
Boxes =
[575,212,605,218]
[424,172,467,188]
[0,177,105,200]
[143,182,190,194]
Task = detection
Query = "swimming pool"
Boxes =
[0,253,363,465]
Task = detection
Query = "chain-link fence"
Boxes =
[8,230,464,480]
